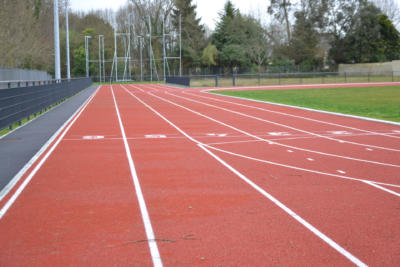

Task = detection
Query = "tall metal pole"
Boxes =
[85,36,88,77]
[140,37,143,81]
[114,29,117,81]
[102,36,105,82]
[179,14,182,77]
[54,0,61,80]
[149,16,152,82]
[162,15,166,81]
[98,35,102,83]
[85,36,91,78]
[65,2,71,80]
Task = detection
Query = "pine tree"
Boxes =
[171,0,206,67]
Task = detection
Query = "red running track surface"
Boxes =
[0,83,399,266]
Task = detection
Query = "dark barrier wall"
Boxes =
[0,78,92,130]
[166,76,190,87]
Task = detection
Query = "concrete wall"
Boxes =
[0,67,52,82]
[339,61,400,75]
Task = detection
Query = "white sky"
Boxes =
[69,0,268,30]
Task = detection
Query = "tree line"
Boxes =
[1,0,400,78]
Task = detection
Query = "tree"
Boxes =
[285,0,329,66]
[329,1,400,64]
[212,0,237,51]
[267,0,293,42]
[287,10,320,66]
[373,0,400,29]
[201,44,218,67]
[171,0,206,68]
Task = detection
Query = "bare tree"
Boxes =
[267,0,293,42]
[373,0,400,29]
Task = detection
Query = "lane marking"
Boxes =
[82,135,104,140]
[145,134,167,139]
[287,150,294,153]
[203,143,400,196]
[307,158,314,161]
[166,91,400,152]
[268,132,291,136]
[207,133,227,137]
[337,170,346,174]
[135,87,400,196]
[111,86,162,267]
[181,88,400,137]
[151,92,400,168]
[199,82,400,128]
[121,84,367,267]
[328,131,352,135]
[366,148,373,151]
[0,86,100,218]
[198,144,368,267]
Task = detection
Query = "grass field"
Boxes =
[190,75,400,88]
[213,85,400,122]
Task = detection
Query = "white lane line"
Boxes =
[111,85,162,267]
[363,181,400,196]
[181,89,400,138]
[121,84,367,267]
[287,150,294,153]
[151,91,400,169]
[167,91,400,153]
[202,143,400,197]
[199,144,367,267]
[307,158,314,161]
[337,170,346,174]
[138,87,400,196]
[0,86,100,218]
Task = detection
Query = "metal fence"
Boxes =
[0,67,52,89]
[0,78,92,131]
[187,71,400,88]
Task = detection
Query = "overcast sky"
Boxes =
[68,0,268,30]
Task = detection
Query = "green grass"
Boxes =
[213,85,400,122]
[0,111,45,137]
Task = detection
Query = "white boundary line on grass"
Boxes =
[123,84,367,267]
[0,86,100,219]
[111,85,163,267]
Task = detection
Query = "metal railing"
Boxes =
[0,78,92,131]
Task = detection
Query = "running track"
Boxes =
[0,83,399,266]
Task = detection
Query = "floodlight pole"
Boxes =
[85,35,92,78]
[138,36,143,81]
[179,14,182,77]
[102,35,105,82]
[98,35,103,83]
[149,16,152,82]
[162,15,166,82]
[114,29,117,81]
[65,2,71,80]
[54,0,61,81]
